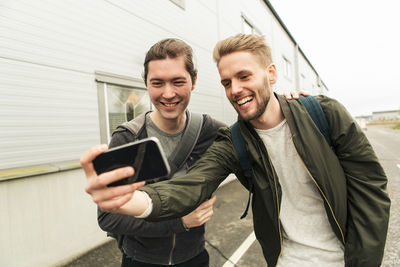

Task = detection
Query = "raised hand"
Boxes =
[80,144,145,212]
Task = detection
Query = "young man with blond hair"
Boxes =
[82,34,390,267]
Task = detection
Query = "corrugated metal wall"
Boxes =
[0,0,222,170]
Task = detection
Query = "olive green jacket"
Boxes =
[141,94,390,267]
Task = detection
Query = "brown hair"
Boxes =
[213,34,272,67]
[143,38,197,85]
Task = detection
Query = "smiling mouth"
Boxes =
[236,96,253,106]
[161,101,179,107]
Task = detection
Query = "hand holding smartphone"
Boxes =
[93,137,171,187]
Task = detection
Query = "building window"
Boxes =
[300,73,306,90]
[242,15,261,34]
[96,72,151,144]
[105,84,150,135]
[316,76,322,87]
[243,19,254,34]
[169,0,185,10]
[282,56,292,80]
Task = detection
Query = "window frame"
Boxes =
[282,56,292,80]
[169,0,185,10]
[95,71,150,144]
[300,73,306,90]
[241,14,261,35]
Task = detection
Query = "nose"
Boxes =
[162,83,176,99]
[230,80,242,95]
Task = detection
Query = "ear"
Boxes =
[191,73,197,91]
[267,63,278,85]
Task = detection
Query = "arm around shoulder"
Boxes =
[139,126,238,222]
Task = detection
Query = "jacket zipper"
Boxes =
[292,140,346,244]
[168,233,176,265]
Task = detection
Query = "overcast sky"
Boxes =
[268,0,400,117]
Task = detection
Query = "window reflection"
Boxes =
[106,84,150,136]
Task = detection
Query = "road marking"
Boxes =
[222,231,256,267]
[397,164,400,169]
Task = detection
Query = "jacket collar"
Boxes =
[276,94,298,138]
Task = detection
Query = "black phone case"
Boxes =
[93,137,170,186]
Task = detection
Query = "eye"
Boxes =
[221,80,231,88]
[151,81,163,87]
[174,80,186,86]
[240,74,249,80]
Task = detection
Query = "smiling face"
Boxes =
[218,51,277,123]
[146,56,196,131]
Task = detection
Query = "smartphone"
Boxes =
[93,137,171,187]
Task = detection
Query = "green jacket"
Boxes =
[142,94,390,267]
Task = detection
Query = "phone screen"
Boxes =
[93,137,170,186]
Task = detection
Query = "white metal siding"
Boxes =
[0,0,224,170]
[0,58,99,169]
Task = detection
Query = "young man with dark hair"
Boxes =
[93,38,224,267]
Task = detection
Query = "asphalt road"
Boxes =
[63,125,400,267]
[365,125,400,267]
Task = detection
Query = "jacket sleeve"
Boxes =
[96,130,188,237]
[98,208,188,237]
[319,96,391,267]
[141,127,240,221]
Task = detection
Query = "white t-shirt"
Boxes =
[255,120,344,267]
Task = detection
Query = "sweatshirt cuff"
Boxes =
[139,185,161,220]
[134,192,153,218]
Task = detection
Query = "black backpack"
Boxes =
[230,95,332,219]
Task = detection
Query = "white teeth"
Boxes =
[237,96,253,105]
[164,103,177,107]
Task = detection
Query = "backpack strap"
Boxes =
[168,111,203,174]
[115,111,148,139]
[298,95,332,146]
[231,122,253,219]
[231,122,253,179]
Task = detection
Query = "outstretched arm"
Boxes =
[140,127,239,221]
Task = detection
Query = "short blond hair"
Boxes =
[213,34,272,67]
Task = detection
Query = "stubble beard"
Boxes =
[240,79,271,122]
[242,95,269,122]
